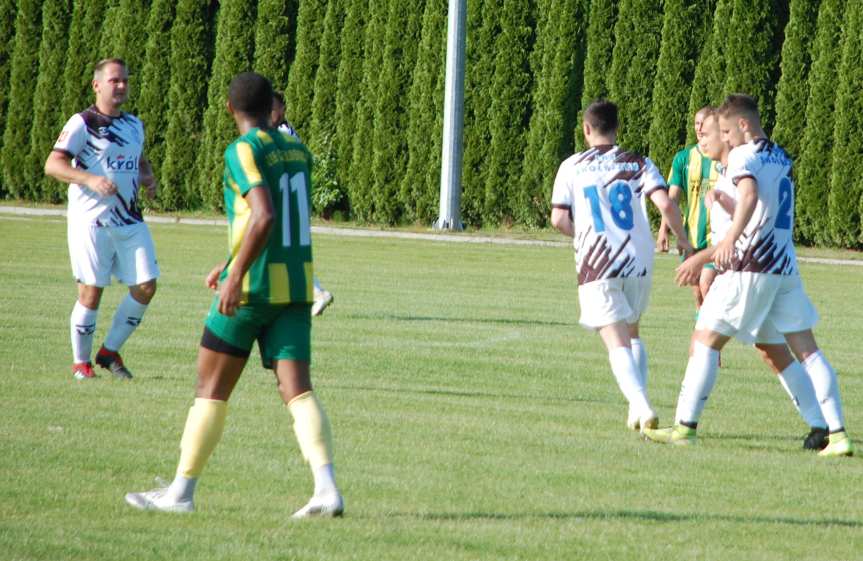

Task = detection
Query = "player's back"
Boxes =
[222,128,314,305]
[726,139,796,275]
[552,145,666,285]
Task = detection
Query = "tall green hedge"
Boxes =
[196,0,258,209]
[159,0,213,210]
[795,0,843,245]
[828,2,863,247]
[60,0,107,119]
[771,0,820,159]
[253,0,297,92]
[97,0,121,60]
[109,0,153,116]
[26,0,72,203]
[0,0,16,195]
[285,0,326,137]
[577,0,616,150]
[686,0,733,144]
[649,0,714,173]
[1,0,42,197]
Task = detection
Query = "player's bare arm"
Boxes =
[714,177,757,270]
[656,184,682,252]
[138,153,157,198]
[218,186,275,316]
[550,206,574,237]
[649,188,693,257]
[676,247,716,286]
[205,261,228,290]
[44,151,118,196]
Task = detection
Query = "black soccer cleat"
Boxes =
[95,346,134,380]
[803,427,829,451]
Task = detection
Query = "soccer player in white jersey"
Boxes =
[271,91,334,316]
[671,108,830,451]
[644,95,852,457]
[44,58,158,381]
[550,100,693,432]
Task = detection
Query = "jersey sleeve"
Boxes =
[52,114,87,159]
[727,145,759,186]
[224,140,266,196]
[667,149,686,188]
[642,158,668,197]
[551,162,573,210]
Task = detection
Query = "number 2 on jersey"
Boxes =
[776,177,792,230]
[279,172,311,248]
[584,182,634,233]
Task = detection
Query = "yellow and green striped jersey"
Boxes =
[668,144,719,250]
[221,127,314,305]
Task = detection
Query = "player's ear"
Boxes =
[582,121,591,139]
[226,99,234,115]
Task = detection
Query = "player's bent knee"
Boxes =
[131,280,157,304]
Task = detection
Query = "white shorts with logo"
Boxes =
[68,220,160,287]
[578,276,652,329]
[696,272,818,344]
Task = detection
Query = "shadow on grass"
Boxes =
[393,509,862,528]
[341,312,576,328]
[326,382,609,405]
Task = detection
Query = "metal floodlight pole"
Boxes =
[434,0,466,231]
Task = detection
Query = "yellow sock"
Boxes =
[288,391,333,468]
[177,398,228,478]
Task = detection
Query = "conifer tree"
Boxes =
[159,0,213,210]
[370,0,426,224]
[253,0,297,92]
[61,0,108,119]
[723,0,788,132]
[461,0,500,225]
[686,0,733,144]
[400,0,447,223]
[0,0,19,195]
[98,0,121,60]
[608,0,664,155]
[577,0,616,150]
[771,0,820,159]
[795,0,843,245]
[333,0,368,203]
[482,0,534,224]
[518,0,589,227]
[1,0,42,197]
[285,0,327,137]
[649,0,714,173]
[347,0,385,221]
[196,0,257,209]
[110,0,153,115]
[828,2,863,247]
[26,0,73,202]
[136,0,175,194]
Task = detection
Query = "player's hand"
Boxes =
[140,174,157,198]
[87,175,118,196]
[713,238,735,270]
[677,238,694,260]
[675,255,702,286]
[205,261,227,290]
[656,229,669,252]
[218,274,243,317]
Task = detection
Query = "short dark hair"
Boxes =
[273,90,285,106]
[94,58,127,80]
[228,72,274,119]
[583,100,618,135]
[718,94,760,122]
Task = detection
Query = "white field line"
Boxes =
[3,205,862,267]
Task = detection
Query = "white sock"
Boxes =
[776,361,827,429]
[70,301,98,363]
[167,475,197,502]
[631,338,648,389]
[313,463,337,497]
[313,276,323,297]
[802,350,846,432]
[103,293,148,352]
[608,346,652,415]
[674,342,720,426]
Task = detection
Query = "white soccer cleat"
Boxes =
[311,290,334,317]
[125,485,194,513]
[292,492,344,519]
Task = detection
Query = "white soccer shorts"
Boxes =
[696,272,819,344]
[68,221,160,287]
[577,276,652,329]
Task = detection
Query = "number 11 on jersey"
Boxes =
[279,172,311,248]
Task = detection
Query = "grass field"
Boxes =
[2,214,863,561]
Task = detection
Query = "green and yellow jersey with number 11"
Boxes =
[221,127,314,305]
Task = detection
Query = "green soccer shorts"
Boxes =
[202,299,312,367]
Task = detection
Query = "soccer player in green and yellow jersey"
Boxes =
[656,106,720,310]
[125,72,344,518]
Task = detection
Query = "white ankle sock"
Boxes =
[608,346,652,415]
[776,361,827,429]
[313,464,337,497]
[104,293,148,352]
[631,338,648,388]
[70,301,98,363]
[674,342,719,426]
[802,350,846,431]
[168,475,197,502]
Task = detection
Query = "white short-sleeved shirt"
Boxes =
[551,145,667,285]
[53,106,146,227]
[709,164,735,243]
[725,139,797,275]
[277,121,300,141]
